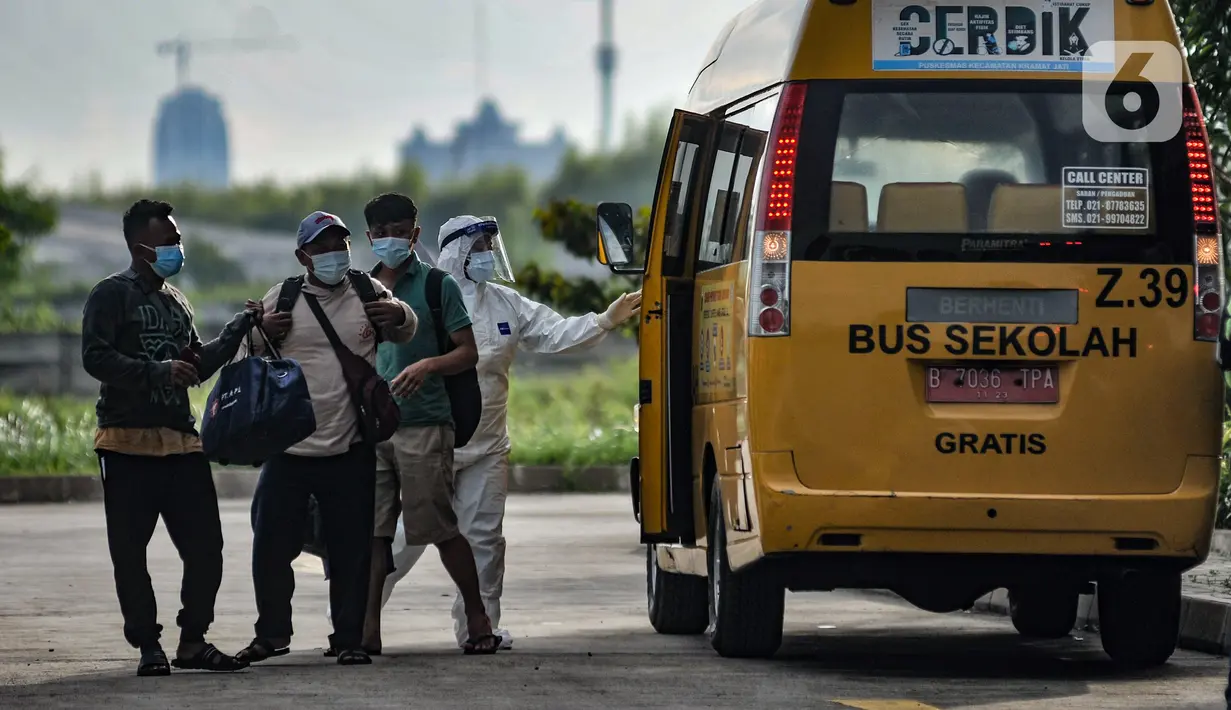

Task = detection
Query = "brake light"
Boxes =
[1184,86,1224,342]
[758,307,785,333]
[749,82,806,337]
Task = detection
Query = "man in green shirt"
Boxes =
[358,193,498,655]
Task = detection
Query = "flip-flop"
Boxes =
[234,637,290,664]
[336,648,372,665]
[463,633,501,655]
[171,643,249,672]
[137,647,171,677]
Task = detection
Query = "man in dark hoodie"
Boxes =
[81,199,254,677]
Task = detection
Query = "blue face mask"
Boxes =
[148,244,184,279]
[466,251,496,283]
[310,248,351,285]
[371,237,412,269]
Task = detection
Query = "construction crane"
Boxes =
[156,34,297,88]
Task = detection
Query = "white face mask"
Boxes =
[466,251,496,282]
[310,248,351,285]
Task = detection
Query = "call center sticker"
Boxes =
[1061,167,1150,229]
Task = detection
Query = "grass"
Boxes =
[507,358,638,469]
[0,393,98,475]
[0,361,639,477]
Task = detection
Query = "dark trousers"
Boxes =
[98,450,223,649]
[251,444,375,650]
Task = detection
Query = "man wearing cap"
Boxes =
[236,211,418,667]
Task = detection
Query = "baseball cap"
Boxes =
[297,211,350,248]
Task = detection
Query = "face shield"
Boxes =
[440,217,514,283]
[470,218,514,283]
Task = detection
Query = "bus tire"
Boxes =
[706,484,784,659]
[1098,571,1181,668]
[1009,587,1078,639]
[646,545,708,634]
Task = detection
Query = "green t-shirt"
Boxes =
[374,256,472,427]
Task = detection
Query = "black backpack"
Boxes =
[424,267,482,448]
[276,270,383,341]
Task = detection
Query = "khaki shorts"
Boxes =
[373,425,458,545]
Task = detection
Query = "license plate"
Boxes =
[925,365,1059,404]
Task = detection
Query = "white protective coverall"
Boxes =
[383,215,640,649]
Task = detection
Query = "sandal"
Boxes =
[463,633,501,655]
[336,648,372,665]
[137,647,171,677]
[234,637,290,664]
[171,643,249,672]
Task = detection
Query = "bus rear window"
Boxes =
[792,81,1192,265]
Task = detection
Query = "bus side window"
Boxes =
[696,120,771,271]
[696,123,743,271]
[662,137,704,277]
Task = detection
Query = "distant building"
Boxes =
[153,87,230,189]
[399,99,569,185]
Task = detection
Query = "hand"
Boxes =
[167,360,200,388]
[364,300,406,328]
[245,299,265,322]
[598,290,643,330]
[390,361,434,398]
[261,310,293,341]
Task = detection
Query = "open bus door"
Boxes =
[597,110,716,544]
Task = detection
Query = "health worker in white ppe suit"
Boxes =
[382,215,641,649]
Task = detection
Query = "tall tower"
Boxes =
[151,35,294,188]
[596,0,616,152]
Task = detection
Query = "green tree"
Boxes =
[540,110,670,209]
[75,164,430,235]
[0,149,58,282]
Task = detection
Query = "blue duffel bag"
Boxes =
[201,324,316,466]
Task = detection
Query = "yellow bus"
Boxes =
[595,0,1227,666]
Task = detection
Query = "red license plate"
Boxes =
[925,365,1059,404]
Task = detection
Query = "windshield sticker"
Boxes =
[873,1,1115,73]
[1061,167,1149,230]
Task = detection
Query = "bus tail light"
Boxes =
[749,82,806,337]
[1184,86,1223,342]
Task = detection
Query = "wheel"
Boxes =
[1009,587,1078,639]
[1098,571,1181,668]
[706,483,784,658]
[646,545,708,634]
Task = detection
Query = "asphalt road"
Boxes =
[0,494,1226,709]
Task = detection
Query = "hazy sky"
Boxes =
[0,0,754,191]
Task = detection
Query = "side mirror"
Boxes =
[596,202,635,268]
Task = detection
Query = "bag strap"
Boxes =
[276,276,304,313]
[301,293,368,428]
[347,270,385,344]
[301,293,352,360]
[252,319,282,360]
[348,269,378,303]
[425,268,452,355]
